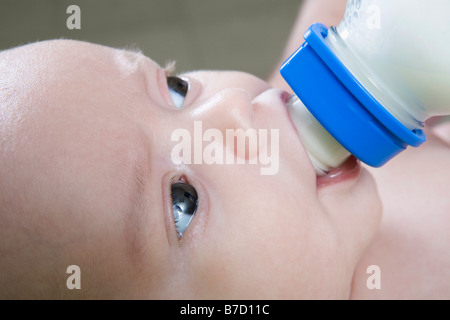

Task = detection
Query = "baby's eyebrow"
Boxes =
[163,60,177,76]
[125,160,150,265]
[119,46,176,78]
[120,44,143,56]
[119,47,146,66]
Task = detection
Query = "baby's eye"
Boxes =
[171,182,198,239]
[167,76,189,109]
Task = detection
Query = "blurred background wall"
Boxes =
[0,0,303,79]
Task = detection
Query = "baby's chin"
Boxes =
[316,166,382,261]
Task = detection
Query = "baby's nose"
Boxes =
[192,88,254,132]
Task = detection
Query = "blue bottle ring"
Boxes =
[280,23,426,167]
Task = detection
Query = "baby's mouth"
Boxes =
[316,156,361,188]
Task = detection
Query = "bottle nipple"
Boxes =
[286,94,351,176]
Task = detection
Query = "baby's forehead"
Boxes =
[0,39,103,84]
[2,39,159,71]
[1,39,161,97]
[2,39,95,61]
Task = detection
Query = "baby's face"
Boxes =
[0,40,381,299]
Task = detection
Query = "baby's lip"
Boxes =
[316,156,361,188]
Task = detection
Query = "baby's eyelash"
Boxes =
[164,60,177,77]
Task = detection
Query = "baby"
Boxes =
[0,0,449,299]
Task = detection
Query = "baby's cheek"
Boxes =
[179,219,346,299]
[180,244,250,299]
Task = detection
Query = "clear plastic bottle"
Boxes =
[281,0,450,175]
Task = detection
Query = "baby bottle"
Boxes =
[280,0,450,175]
